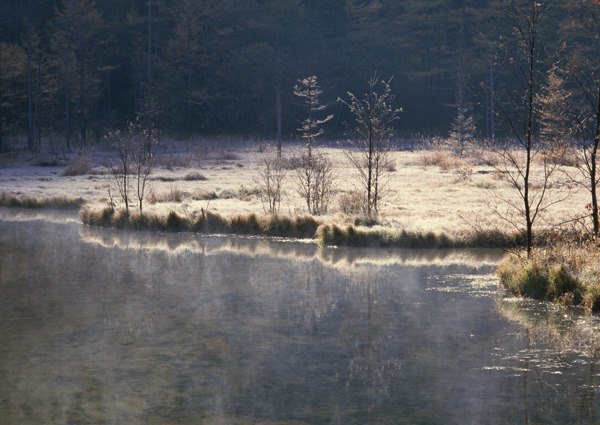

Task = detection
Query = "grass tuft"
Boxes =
[230,213,261,234]
[183,171,208,181]
[498,241,600,311]
[1,192,82,209]
[82,207,320,240]
[165,210,188,231]
[193,190,218,201]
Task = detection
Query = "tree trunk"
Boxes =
[592,83,600,237]
[367,128,374,214]
[79,61,86,143]
[27,0,34,152]
[0,53,3,153]
[275,0,282,157]
[525,11,536,257]
[147,0,152,136]
[186,11,192,137]
[65,2,72,151]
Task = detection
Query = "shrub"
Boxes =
[338,191,365,215]
[184,171,207,181]
[256,154,286,214]
[61,155,91,176]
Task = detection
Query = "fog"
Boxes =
[1,209,599,424]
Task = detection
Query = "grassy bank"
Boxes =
[81,207,321,239]
[498,242,600,312]
[0,192,83,209]
[81,206,526,249]
[317,223,525,249]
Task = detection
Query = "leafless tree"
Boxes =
[104,118,154,214]
[490,0,568,257]
[562,0,600,238]
[256,153,286,214]
[340,73,400,216]
[293,75,334,215]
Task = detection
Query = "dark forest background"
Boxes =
[0,0,590,150]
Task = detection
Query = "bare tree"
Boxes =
[256,153,286,214]
[490,0,567,256]
[131,121,154,213]
[146,0,153,136]
[340,73,400,216]
[104,129,132,215]
[563,0,600,237]
[275,0,282,158]
[104,118,154,215]
[293,75,334,215]
[26,0,34,152]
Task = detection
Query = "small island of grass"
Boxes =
[498,241,600,312]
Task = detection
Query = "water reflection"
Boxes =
[1,209,599,424]
[495,298,600,424]
[78,221,504,270]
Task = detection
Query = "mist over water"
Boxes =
[1,209,599,424]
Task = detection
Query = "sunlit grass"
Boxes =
[316,222,524,249]
[81,207,321,239]
[498,242,600,312]
[0,192,83,209]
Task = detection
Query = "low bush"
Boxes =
[61,155,91,176]
[338,191,364,215]
[152,176,177,182]
[184,171,208,181]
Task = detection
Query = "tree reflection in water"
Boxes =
[497,298,600,424]
[3,209,600,424]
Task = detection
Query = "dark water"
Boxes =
[1,209,600,425]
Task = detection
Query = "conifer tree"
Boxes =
[293,75,333,215]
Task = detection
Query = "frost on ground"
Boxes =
[0,144,589,240]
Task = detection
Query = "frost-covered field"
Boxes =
[0,143,589,239]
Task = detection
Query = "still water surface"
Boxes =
[1,209,600,424]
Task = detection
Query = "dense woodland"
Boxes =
[0,0,596,151]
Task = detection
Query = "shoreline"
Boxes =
[2,145,597,311]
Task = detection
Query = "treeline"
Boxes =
[0,0,590,151]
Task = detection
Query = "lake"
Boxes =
[1,208,599,424]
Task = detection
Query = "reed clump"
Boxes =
[0,193,82,209]
[316,223,523,249]
[498,239,600,312]
[81,208,320,239]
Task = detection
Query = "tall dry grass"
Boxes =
[81,207,321,239]
[498,238,600,312]
[0,192,83,209]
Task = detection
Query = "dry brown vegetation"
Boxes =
[0,141,591,245]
